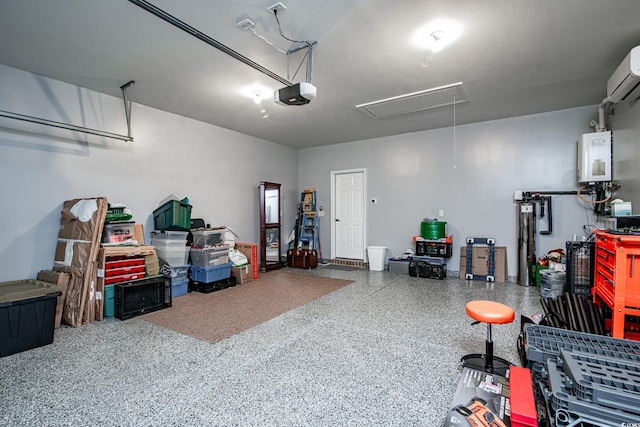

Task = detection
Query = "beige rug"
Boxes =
[141,270,353,343]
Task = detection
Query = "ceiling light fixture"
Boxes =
[253,91,262,104]
[412,19,463,52]
[430,31,445,53]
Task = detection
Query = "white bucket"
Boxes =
[367,246,388,271]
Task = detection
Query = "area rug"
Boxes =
[141,271,353,344]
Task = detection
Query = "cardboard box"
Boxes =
[37,270,70,329]
[444,367,511,427]
[235,242,258,280]
[134,223,145,245]
[459,246,507,282]
[231,265,252,284]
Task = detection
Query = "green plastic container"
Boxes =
[153,200,192,231]
[420,221,446,240]
[103,284,115,317]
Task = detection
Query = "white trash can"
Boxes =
[367,246,388,271]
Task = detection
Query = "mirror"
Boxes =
[259,182,283,272]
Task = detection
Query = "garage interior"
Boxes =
[1,1,640,426]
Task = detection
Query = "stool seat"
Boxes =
[466,300,515,325]
[461,300,515,376]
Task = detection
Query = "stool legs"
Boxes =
[460,323,512,376]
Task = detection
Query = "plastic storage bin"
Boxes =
[115,276,171,320]
[0,279,62,357]
[415,241,452,258]
[190,246,229,267]
[191,229,225,247]
[103,284,115,317]
[190,263,232,283]
[153,200,192,231]
[151,231,188,249]
[388,258,410,274]
[367,246,387,271]
[151,230,189,241]
[102,221,135,244]
[169,265,189,282]
[155,246,190,267]
[172,279,188,297]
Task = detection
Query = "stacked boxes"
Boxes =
[189,233,233,293]
[235,242,258,280]
[151,231,190,297]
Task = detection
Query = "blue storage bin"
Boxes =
[172,279,188,298]
[190,263,231,283]
[170,265,190,282]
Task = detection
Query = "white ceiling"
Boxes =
[1,0,639,149]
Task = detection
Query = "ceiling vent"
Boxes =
[356,82,467,119]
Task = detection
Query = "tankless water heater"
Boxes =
[577,131,612,184]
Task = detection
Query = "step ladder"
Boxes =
[298,213,318,250]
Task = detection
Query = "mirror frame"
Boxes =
[259,181,283,272]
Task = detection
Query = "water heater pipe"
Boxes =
[597,97,611,132]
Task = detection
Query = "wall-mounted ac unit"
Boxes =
[607,45,640,104]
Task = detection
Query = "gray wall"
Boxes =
[299,106,606,278]
[0,64,298,282]
[610,100,640,205]
[3,62,636,284]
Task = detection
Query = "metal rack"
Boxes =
[565,240,595,297]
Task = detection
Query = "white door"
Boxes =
[334,171,364,259]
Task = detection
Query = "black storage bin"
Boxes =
[0,279,62,357]
[189,276,236,294]
[409,260,446,280]
[115,275,171,320]
[565,241,595,297]
[0,293,59,357]
[415,241,452,258]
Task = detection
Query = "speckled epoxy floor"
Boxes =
[0,267,541,427]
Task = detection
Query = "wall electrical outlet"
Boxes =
[439,209,445,217]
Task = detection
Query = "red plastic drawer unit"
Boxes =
[104,265,145,277]
[105,273,145,285]
[105,258,145,269]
